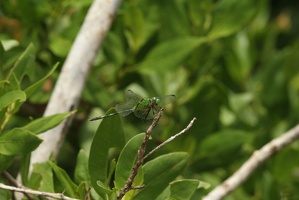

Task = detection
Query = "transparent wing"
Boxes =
[115,102,134,117]
[125,90,143,105]
[156,95,176,106]
[134,107,152,120]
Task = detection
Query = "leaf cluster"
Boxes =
[1,0,299,199]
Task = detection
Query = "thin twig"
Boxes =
[117,109,164,200]
[1,171,35,200]
[203,124,299,200]
[0,182,79,200]
[144,117,197,160]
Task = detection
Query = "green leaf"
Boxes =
[20,153,31,185]
[207,0,255,40]
[123,3,145,52]
[0,154,14,173]
[74,149,89,184]
[157,179,209,200]
[133,152,189,200]
[123,167,144,199]
[30,162,54,193]
[0,128,42,155]
[88,108,125,198]
[49,33,72,57]
[168,179,201,200]
[138,37,203,73]
[108,159,116,187]
[77,181,88,200]
[21,112,73,135]
[0,39,19,51]
[49,160,78,197]
[272,148,299,183]
[25,62,59,97]
[0,184,11,199]
[0,42,4,67]
[115,133,145,189]
[8,43,36,87]
[197,129,251,159]
[96,181,114,195]
[0,90,26,111]
[194,129,252,170]
[158,0,190,39]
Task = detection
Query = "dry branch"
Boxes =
[0,181,78,200]
[203,124,299,200]
[117,109,164,200]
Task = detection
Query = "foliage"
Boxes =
[1,0,299,199]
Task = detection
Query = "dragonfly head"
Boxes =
[153,97,160,105]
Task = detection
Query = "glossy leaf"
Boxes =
[0,128,42,155]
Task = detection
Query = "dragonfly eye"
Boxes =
[155,98,161,104]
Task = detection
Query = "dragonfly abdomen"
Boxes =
[89,109,133,121]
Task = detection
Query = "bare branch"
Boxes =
[117,109,164,200]
[2,171,34,200]
[203,124,299,200]
[0,182,79,200]
[144,117,197,160]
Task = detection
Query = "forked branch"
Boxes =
[117,113,197,199]
[117,109,164,200]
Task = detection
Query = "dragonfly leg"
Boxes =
[144,108,151,120]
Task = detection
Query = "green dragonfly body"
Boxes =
[90,90,176,121]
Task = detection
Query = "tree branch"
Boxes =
[144,117,197,160]
[1,171,34,200]
[203,124,299,200]
[117,109,164,200]
[0,182,78,200]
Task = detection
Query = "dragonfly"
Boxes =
[90,90,176,121]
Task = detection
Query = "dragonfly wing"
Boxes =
[157,95,176,106]
[134,108,151,120]
[134,107,160,120]
[115,102,134,117]
[125,90,143,105]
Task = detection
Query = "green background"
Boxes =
[1,0,299,199]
